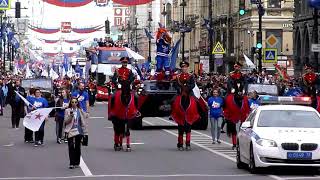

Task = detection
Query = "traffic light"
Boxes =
[256,31,262,49]
[15,2,21,18]
[105,19,110,34]
[239,0,246,16]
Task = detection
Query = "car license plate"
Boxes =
[287,152,312,160]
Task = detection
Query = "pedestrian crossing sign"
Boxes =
[0,0,10,10]
[263,48,277,63]
[212,42,225,54]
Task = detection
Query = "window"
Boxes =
[268,0,281,8]
[258,110,320,128]
[246,110,257,127]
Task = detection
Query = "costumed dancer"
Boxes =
[171,61,200,151]
[224,63,250,149]
[155,25,172,80]
[109,57,139,151]
[302,65,318,109]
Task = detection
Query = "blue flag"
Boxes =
[169,39,181,70]
[63,54,69,71]
[144,28,154,39]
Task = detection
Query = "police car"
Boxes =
[236,96,320,173]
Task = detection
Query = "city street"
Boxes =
[0,103,318,180]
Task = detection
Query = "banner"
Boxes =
[113,0,153,6]
[23,108,53,131]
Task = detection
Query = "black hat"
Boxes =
[120,57,129,63]
[180,61,189,68]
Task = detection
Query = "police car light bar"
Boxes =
[259,95,311,105]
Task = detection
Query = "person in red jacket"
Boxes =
[109,57,139,152]
[224,63,250,150]
[302,65,318,109]
[171,61,200,151]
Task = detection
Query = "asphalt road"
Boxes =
[0,102,319,180]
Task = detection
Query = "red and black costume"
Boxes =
[171,61,200,151]
[302,65,319,109]
[108,57,138,151]
[224,63,250,149]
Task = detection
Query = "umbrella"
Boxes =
[125,47,145,60]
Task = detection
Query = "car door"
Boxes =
[241,110,257,160]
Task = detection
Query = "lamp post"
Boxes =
[0,10,4,72]
[127,21,131,48]
[147,6,152,63]
[134,17,139,52]
[2,16,7,72]
[180,0,186,62]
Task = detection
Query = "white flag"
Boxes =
[14,91,33,108]
[50,68,59,80]
[25,64,32,78]
[23,108,53,131]
[193,83,201,99]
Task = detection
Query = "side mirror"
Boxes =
[241,121,252,129]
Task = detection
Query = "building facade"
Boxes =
[293,0,318,75]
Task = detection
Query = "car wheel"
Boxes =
[249,144,259,174]
[236,141,246,169]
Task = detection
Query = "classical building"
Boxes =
[293,0,318,75]
[231,0,294,74]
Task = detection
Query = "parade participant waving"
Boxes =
[24,88,35,143]
[248,90,260,111]
[72,82,89,118]
[171,61,200,151]
[32,89,49,147]
[64,97,88,169]
[109,57,139,152]
[224,63,250,150]
[207,88,224,144]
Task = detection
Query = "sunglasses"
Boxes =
[71,101,78,104]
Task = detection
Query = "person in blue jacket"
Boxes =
[207,89,224,144]
[32,89,48,147]
[72,82,89,117]
[248,91,261,111]
[24,88,35,143]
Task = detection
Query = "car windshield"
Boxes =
[257,110,320,128]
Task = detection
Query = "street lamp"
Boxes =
[180,0,186,63]
[147,6,152,64]
[0,10,4,72]
[134,17,139,52]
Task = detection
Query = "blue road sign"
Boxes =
[0,0,10,10]
[263,48,277,63]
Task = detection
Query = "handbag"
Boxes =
[82,135,88,146]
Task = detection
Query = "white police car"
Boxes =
[237,96,320,173]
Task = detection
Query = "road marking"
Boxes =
[131,142,145,145]
[146,117,284,180]
[285,177,320,180]
[0,173,254,179]
[90,117,105,119]
[2,143,14,147]
[80,156,92,176]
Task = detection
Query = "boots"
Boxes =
[177,134,184,151]
[126,136,131,152]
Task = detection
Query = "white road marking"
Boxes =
[2,143,14,147]
[148,117,285,180]
[131,142,145,145]
[80,156,92,176]
[104,126,113,129]
[0,173,254,179]
[89,117,105,119]
[284,177,320,180]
